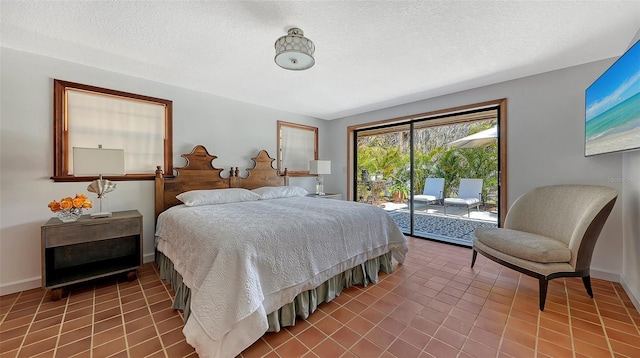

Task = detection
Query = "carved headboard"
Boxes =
[229,150,289,189]
[154,145,288,218]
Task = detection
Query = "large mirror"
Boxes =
[277,121,318,176]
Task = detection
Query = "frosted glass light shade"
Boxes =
[274,28,315,71]
[309,160,331,175]
[73,147,125,176]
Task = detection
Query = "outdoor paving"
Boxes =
[383,203,498,246]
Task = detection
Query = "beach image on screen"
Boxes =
[585,40,640,156]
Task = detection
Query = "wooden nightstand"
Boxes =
[306,193,342,200]
[41,210,143,300]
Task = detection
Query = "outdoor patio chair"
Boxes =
[472,184,617,311]
[412,178,444,208]
[443,178,483,216]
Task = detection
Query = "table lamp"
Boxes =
[73,146,125,218]
[309,160,331,195]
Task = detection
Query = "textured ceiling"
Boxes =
[2,1,639,120]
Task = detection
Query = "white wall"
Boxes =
[0,48,327,295]
[621,152,640,311]
[619,29,640,311]
[326,58,634,301]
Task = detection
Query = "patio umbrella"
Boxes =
[447,125,497,149]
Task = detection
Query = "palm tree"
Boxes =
[433,149,461,197]
[412,148,440,195]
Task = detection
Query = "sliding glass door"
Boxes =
[353,106,502,246]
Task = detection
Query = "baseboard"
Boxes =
[592,268,640,314]
[620,274,640,314]
[2,254,156,297]
[143,252,155,264]
[591,268,620,283]
[0,276,40,296]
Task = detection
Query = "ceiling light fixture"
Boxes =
[274,27,315,71]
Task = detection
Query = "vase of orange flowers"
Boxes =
[48,194,92,223]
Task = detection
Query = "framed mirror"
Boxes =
[277,121,318,176]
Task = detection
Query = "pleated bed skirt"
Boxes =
[155,250,394,332]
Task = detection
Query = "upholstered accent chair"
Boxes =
[413,178,445,208]
[472,184,618,311]
[444,178,483,216]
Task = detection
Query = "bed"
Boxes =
[154,145,408,358]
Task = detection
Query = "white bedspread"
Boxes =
[155,197,408,358]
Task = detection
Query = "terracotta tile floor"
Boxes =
[2,236,640,357]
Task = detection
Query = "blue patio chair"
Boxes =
[444,178,483,216]
[413,178,445,209]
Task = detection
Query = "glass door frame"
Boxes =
[348,99,507,234]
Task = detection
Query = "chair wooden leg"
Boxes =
[582,276,594,298]
[471,249,478,268]
[539,278,548,311]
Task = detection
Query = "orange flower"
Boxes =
[72,196,85,208]
[81,199,93,209]
[59,198,73,210]
[48,194,93,213]
[48,201,62,212]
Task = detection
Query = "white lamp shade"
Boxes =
[309,160,331,175]
[73,147,125,176]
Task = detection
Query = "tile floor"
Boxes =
[1,236,640,357]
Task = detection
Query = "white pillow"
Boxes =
[252,186,309,200]
[176,188,260,206]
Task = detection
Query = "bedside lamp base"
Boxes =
[91,211,112,219]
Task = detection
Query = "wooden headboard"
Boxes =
[154,145,288,218]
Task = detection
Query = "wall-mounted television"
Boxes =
[585,38,640,156]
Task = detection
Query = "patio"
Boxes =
[381,202,498,246]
